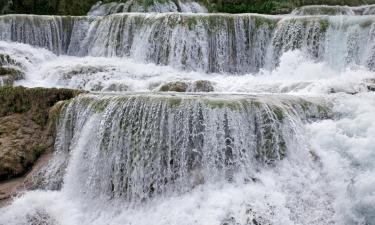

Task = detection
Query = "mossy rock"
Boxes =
[160,81,189,92]
[191,80,214,92]
[366,78,375,92]
[0,86,84,181]
[0,86,84,125]
[0,67,24,86]
[159,80,214,92]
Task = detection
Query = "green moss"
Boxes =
[252,101,262,109]
[168,98,182,108]
[319,19,329,32]
[253,15,277,29]
[186,17,198,30]
[92,99,111,113]
[0,127,5,136]
[323,7,342,15]
[216,0,277,14]
[300,101,312,112]
[160,81,188,92]
[360,20,373,28]
[317,105,328,114]
[272,107,284,122]
[143,0,169,8]
[32,145,47,159]
[0,67,23,82]
[279,141,286,159]
[204,99,241,111]
[0,86,84,126]
[19,144,47,171]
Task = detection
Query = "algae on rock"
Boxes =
[0,86,84,181]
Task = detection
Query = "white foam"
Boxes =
[7,44,373,96]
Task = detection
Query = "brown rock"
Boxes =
[0,86,84,181]
[159,80,214,92]
[159,81,189,92]
[191,80,214,92]
[0,67,24,86]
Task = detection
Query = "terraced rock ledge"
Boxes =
[0,86,84,205]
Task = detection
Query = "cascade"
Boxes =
[291,4,375,16]
[2,13,375,73]
[32,93,329,195]
[88,0,208,15]
[0,2,374,225]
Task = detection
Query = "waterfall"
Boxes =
[87,0,208,15]
[33,94,328,196]
[292,4,375,16]
[1,13,375,73]
[1,2,375,225]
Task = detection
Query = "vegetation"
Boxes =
[2,0,375,15]
[212,0,375,14]
[0,86,83,126]
[0,0,111,15]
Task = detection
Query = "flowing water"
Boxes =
[87,0,208,15]
[0,3,375,225]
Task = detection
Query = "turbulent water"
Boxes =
[1,4,375,225]
[291,4,375,16]
[87,0,208,15]
[3,12,375,73]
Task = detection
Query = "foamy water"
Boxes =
[0,41,371,95]
[0,10,375,225]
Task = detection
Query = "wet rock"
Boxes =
[27,210,57,225]
[90,82,129,92]
[0,54,20,67]
[160,81,189,92]
[191,80,215,92]
[0,86,84,181]
[62,66,107,80]
[102,83,129,92]
[159,80,214,92]
[365,78,375,92]
[221,204,273,225]
[328,79,375,94]
[328,88,355,95]
[221,216,239,225]
[0,67,23,86]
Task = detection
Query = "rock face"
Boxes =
[0,67,23,86]
[0,53,24,86]
[0,86,83,181]
[159,80,214,92]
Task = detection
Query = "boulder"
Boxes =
[159,80,214,92]
[159,81,189,92]
[191,80,215,92]
[0,67,23,86]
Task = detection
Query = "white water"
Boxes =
[88,0,207,16]
[0,9,375,225]
[292,4,375,16]
[5,13,375,73]
[0,41,371,95]
[1,92,374,224]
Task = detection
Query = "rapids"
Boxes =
[0,4,375,225]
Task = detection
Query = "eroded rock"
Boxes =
[159,80,214,92]
[0,67,23,86]
[0,86,84,181]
